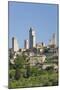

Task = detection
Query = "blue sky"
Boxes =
[8,1,58,48]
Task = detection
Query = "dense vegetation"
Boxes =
[9,54,58,88]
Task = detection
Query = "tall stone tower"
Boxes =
[29,27,36,49]
[24,40,29,49]
[12,37,19,52]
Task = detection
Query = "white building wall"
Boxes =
[24,40,29,49]
[12,37,19,52]
[49,33,57,47]
[32,30,36,47]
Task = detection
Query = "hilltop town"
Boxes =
[9,27,58,88]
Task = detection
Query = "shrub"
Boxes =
[9,70,15,80]
[14,68,21,80]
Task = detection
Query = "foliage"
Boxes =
[14,55,25,68]
[9,54,58,88]
[9,69,58,88]
[24,64,31,78]
[14,68,21,80]
[9,69,15,80]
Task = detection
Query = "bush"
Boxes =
[23,64,31,78]
[46,66,54,71]
[9,70,15,80]
[14,55,27,69]
[14,68,21,80]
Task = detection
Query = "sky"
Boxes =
[8,1,58,48]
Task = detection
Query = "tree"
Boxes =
[15,68,20,80]
[23,63,31,78]
[14,55,26,80]
[45,66,54,71]
[14,55,25,69]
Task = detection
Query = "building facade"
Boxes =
[24,40,29,49]
[52,33,56,46]
[29,27,36,49]
[12,37,19,52]
[49,33,57,48]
